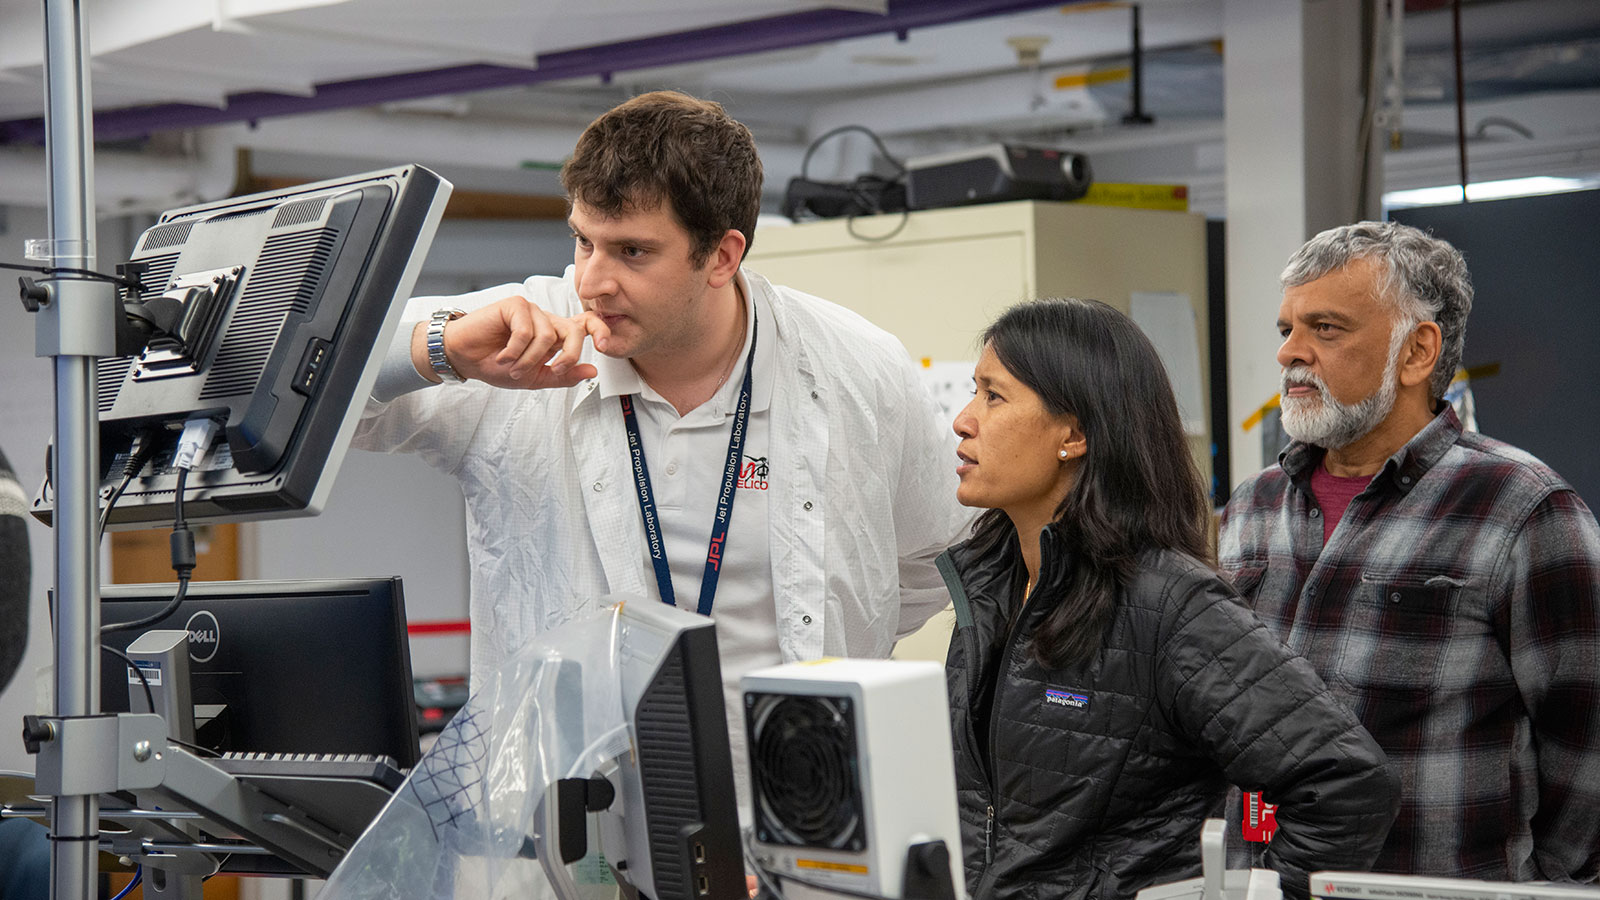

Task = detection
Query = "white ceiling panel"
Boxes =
[0,0,890,118]
[0,0,1596,221]
[659,0,1223,95]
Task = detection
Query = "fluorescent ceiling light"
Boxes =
[1384,175,1599,209]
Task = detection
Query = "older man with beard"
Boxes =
[1219,222,1600,883]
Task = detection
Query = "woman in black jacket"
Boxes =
[942,298,1398,900]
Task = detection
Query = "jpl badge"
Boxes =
[1242,791,1277,842]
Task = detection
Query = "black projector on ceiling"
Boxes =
[905,143,1092,210]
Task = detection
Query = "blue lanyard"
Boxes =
[620,315,757,616]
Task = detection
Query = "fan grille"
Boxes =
[747,693,867,851]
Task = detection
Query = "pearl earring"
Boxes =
[1058,449,1069,459]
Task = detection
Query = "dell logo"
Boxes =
[184,610,220,663]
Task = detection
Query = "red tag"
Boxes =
[1242,791,1277,843]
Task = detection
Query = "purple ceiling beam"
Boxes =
[0,0,1082,145]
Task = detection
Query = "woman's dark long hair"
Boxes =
[968,297,1211,668]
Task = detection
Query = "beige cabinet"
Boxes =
[747,199,1212,661]
[749,199,1212,474]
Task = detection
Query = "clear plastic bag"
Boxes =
[318,603,630,900]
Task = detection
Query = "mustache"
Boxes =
[1281,366,1328,395]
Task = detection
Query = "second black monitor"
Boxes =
[100,576,420,768]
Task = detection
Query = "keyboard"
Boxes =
[205,751,409,876]
[213,751,407,791]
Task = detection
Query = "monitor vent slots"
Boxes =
[636,650,699,899]
[272,197,329,229]
[198,228,336,400]
[96,358,134,414]
[94,253,181,413]
[138,221,195,251]
[207,207,274,224]
[130,253,182,296]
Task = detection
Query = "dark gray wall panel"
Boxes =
[1395,190,1600,507]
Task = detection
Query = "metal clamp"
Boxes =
[30,713,168,795]
[33,276,118,358]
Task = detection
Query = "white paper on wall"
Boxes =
[1129,292,1205,436]
[917,360,978,430]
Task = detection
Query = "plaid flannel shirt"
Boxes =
[1219,407,1600,881]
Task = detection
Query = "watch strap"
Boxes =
[426,307,467,384]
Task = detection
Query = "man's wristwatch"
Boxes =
[426,307,467,383]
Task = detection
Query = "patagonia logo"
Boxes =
[1044,688,1089,710]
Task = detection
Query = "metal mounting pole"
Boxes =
[38,1,116,898]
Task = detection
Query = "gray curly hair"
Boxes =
[1280,221,1473,398]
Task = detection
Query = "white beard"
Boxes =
[1280,325,1407,450]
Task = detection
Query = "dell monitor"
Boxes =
[32,164,451,529]
[536,601,745,900]
[314,600,742,899]
[99,576,421,768]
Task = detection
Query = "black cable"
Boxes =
[173,466,188,531]
[99,429,163,540]
[795,125,911,243]
[101,644,155,715]
[0,260,142,290]
[800,125,906,180]
[102,468,193,636]
[846,210,911,243]
[101,576,189,637]
[98,473,135,540]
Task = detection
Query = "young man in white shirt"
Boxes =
[356,91,971,805]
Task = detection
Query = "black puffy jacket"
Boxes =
[940,524,1399,900]
[0,447,29,694]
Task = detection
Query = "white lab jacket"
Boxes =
[354,267,972,687]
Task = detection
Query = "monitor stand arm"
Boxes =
[24,648,372,900]
[148,745,356,875]
[126,631,197,746]
[123,631,207,898]
[20,261,236,368]
[533,766,625,900]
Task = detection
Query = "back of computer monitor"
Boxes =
[99,577,420,767]
[617,602,744,900]
[539,601,743,900]
[32,164,451,529]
